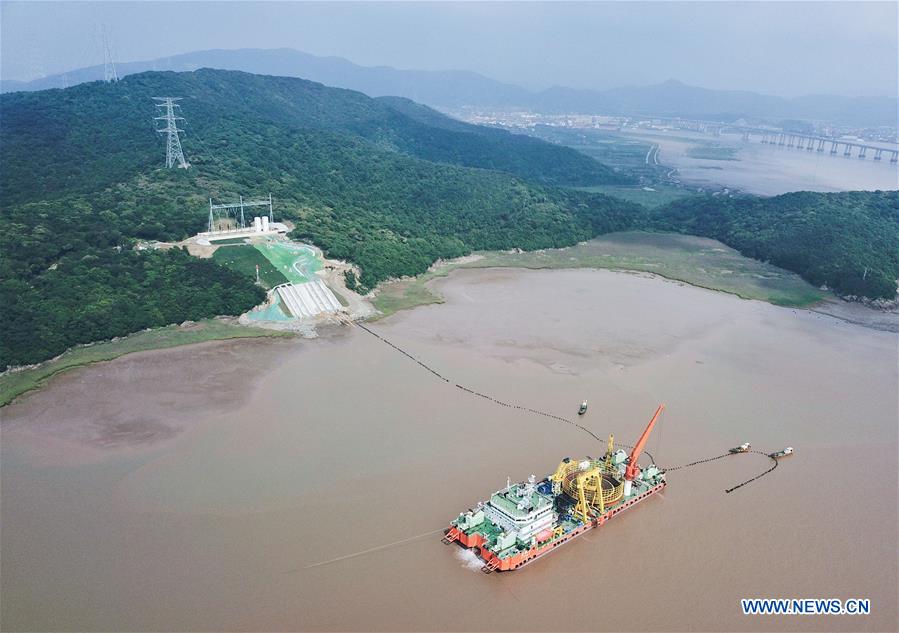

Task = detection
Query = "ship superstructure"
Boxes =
[444,405,666,572]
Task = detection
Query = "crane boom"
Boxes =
[624,404,665,481]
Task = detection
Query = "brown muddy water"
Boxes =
[2,269,896,632]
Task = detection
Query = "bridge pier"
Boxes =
[634,117,891,168]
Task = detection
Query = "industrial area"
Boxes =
[194,195,363,324]
[146,98,370,328]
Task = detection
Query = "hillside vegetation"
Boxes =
[1,69,895,369]
[652,191,899,300]
[0,69,636,368]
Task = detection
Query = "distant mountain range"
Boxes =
[3,48,896,127]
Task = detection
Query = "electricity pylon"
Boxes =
[101,26,118,82]
[153,97,189,169]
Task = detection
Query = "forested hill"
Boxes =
[652,191,899,301]
[0,69,637,368]
[1,69,894,370]
[1,69,625,208]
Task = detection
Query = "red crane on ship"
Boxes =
[625,404,665,482]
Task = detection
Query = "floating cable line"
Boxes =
[298,323,785,572]
[724,451,779,493]
[356,322,450,383]
[665,453,733,471]
[352,321,780,494]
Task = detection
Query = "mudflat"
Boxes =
[626,129,899,195]
[2,268,896,632]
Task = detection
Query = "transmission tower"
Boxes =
[153,97,189,169]
[101,25,118,82]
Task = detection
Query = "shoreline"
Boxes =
[0,318,294,408]
[0,237,373,408]
[371,231,829,317]
[5,232,894,407]
[427,265,899,334]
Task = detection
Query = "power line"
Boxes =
[153,97,189,169]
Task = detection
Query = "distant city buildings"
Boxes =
[442,107,898,145]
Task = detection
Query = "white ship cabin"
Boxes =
[484,475,555,541]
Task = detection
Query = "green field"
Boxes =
[212,241,323,289]
[254,242,321,284]
[574,183,695,208]
[209,237,250,245]
[372,231,826,318]
[0,320,293,407]
[212,245,289,289]
[527,127,667,181]
[686,145,740,161]
[372,274,448,316]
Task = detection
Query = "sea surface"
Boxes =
[2,268,896,631]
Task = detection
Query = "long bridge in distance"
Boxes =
[752,130,897,162]
[638,117,898,164]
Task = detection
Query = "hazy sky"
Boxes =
[2,1,896,97]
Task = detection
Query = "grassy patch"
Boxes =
[574,184,695,208]
[371,231,826,318]
[529,127,665,180]
[209,237,249,245]
[686,145,740,161]
[329,288,351,308]
[213,245,288,289]
[371,272,448,318]
[0,320,293,407]
[254,242,320,284]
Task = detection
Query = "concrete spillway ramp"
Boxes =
[276,280,342,319]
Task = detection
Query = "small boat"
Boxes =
[769,447,794,458]
[578,401,588,415]
[729,442,751,454]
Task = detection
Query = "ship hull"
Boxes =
[447,480,666,572]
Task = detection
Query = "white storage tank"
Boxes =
[262,216,270,232]
[253,217,262,232]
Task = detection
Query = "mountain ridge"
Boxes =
[3,48,894,127]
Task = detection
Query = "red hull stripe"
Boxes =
[446,481,666,571]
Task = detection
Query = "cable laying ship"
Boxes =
[443,405,666,573]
